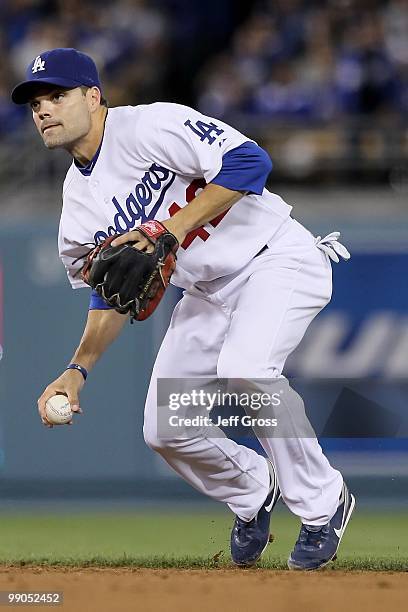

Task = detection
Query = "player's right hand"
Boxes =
[37,369,84,428]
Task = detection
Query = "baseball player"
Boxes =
[12,48,355,570]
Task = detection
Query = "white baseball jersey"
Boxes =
[58,102,292,290]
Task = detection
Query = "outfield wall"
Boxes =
[0,221,407,501]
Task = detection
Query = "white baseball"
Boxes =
[45,394,72,425]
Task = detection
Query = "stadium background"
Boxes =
[0,0,407,568]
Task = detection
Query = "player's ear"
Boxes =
[88,86,101,112]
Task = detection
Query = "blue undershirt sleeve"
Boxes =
[89,289,113,310]
[211,141,272,195]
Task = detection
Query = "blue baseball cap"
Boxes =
[11,48,102,104]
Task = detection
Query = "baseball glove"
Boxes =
[81,220,179,321]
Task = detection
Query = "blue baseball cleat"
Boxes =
[287,482,356,571]
[231,460,281,566]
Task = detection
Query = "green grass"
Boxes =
[0,509,406,571]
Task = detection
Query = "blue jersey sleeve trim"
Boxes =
[211,141,272,195]
[89,289,114,310]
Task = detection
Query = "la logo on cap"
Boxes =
[32,56,46,73]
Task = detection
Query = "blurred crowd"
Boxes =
[0,0,172,136]
[1,0,407,134]
[197,0,408,121]
[0,0,407,186]
[0,0,243,135]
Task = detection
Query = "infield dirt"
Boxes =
[0,568,407,612]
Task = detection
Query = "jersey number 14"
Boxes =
[169,179,229,249]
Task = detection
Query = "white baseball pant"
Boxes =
[143,217,343,525]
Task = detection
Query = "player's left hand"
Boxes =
[82,220,179,321]
[111,219,187,250]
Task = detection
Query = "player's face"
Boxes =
[29,87,92,150]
